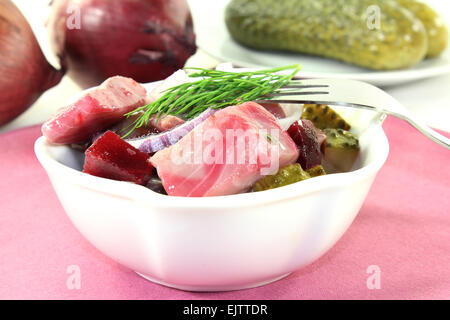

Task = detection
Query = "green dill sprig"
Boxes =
[122,64,301,138]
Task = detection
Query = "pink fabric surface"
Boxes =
[0,117,449,300]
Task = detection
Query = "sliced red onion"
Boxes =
[147,69,197,102]
[126,108,216,153]
[315,127,327,147]
[277,104,303,130]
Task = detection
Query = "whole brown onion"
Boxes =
[48,0,197,89]
[0,0,64,126]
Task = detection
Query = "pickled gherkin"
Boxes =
[306,165,326,177]
[395,0,448,57]
[225,0,428,70]
[253,163,311,191]
[301,104,351,131]
[321,128,360,173]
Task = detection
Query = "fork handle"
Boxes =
[389,111,450,150]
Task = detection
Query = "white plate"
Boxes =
[188,0,450,87]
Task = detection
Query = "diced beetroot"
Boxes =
[150,102,299,197]
[287,119,322,170]
[42,76,147,144]
[83,131,153,185]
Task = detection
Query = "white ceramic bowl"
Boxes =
[34,82,389,292]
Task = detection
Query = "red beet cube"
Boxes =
[287,119,322,170]
[83,131,153,185]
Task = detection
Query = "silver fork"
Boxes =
[256,78,450,150]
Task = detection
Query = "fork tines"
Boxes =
[270,83,330,97]
[269,91,330,96]
[269,82,330,96]
[281,84,329,89]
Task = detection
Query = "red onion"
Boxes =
[277,104,303,130]
[127,108,216,154]
[315,127,327,147]
[0,0,64,126]
[48,0,197,89]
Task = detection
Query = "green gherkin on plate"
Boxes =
[321,128,360,173]
[395,0,448,58]
[225,0,428,70]
[253,163,311,191]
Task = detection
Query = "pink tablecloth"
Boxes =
[0,117,449,300]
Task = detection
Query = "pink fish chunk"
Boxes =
[42,76,147,144]
[259,102,286,119]
[149,114,185,132]
[150,102,299,197]
[109,113,185,139]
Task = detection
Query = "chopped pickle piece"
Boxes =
[301,104,351,131]
[306,165,326,177]
[253,163,311,192]
[321,128,360,173]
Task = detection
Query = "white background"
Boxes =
[1,0,449,133]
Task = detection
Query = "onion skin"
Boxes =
[0,0,64,126]
[48,0,197,88]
